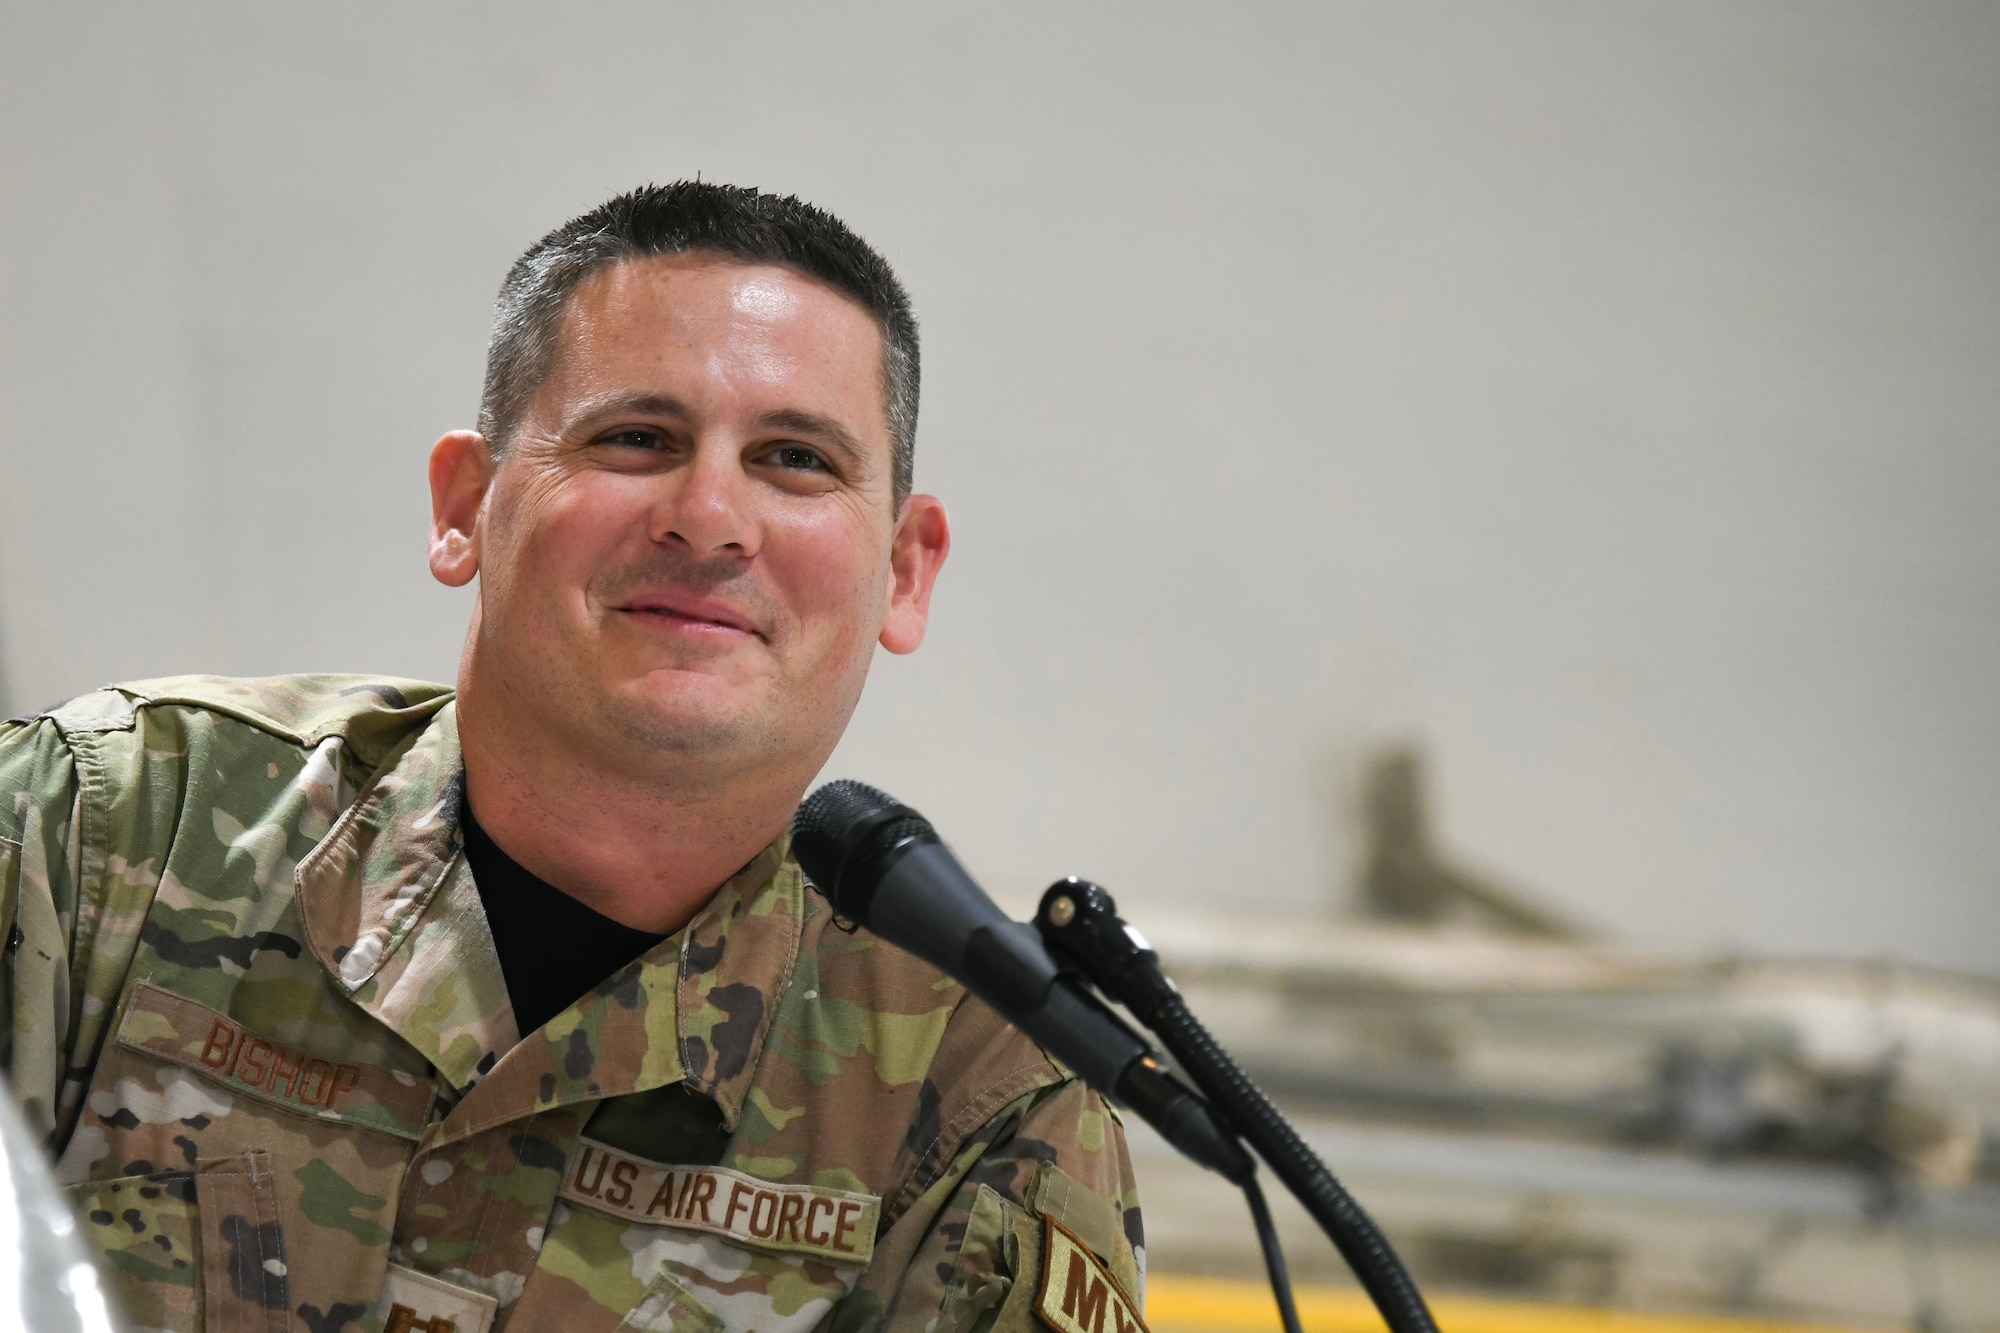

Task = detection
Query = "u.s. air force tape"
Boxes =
[558,1139,879,1263]
[1037,1218,1147,1333]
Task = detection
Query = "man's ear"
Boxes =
[879,494,951,655]
[429,430,494,588]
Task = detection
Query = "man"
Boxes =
[0,184,1144,1333]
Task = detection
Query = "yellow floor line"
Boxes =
[1142,1274,1877,1333]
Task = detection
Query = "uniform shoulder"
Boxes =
[799,883,968,1015]
[37,673,452,768]
[799,883,1063,1113]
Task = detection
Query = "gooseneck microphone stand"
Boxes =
[1034,878,1438,1333]
[790,780,1439,1333]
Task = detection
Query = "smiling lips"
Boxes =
[616,591,761,638]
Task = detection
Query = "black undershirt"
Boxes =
[461,805,668,1039]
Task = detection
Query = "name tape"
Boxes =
[1037,1219,1146,1333]
[559,1139,878,1263]
[116,982,434,1139]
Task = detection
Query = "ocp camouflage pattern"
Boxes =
[0,676,1144,1332]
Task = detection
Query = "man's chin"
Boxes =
[598,678,767,757]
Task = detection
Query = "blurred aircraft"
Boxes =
[1152,747,2000,1189]
[1129,747,2000,1328]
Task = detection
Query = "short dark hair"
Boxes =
[478,182,920,504]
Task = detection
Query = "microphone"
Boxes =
[791,779,1250,1182]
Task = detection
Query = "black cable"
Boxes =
[1242,1172,1305,1333]
[1144,984,1438,1333]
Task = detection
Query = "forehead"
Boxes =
[545,253,887,416]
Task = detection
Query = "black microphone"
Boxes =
[791,779,1250,1182]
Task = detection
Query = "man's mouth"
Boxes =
[615,591,761,637]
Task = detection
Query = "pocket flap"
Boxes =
[116,982,435,1140]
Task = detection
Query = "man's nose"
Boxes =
[652,441,760,559]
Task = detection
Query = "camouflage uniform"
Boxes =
[0,676,1145,1333]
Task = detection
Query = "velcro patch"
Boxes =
[559,1138,878,1263]
[116,982,435,1139]
[1037,1218,1147,1333]
[377,1262,497,1333]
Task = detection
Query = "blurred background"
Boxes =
[3,3,1996,1329]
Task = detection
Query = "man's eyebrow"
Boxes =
[758,409,871,470]
[562,390,692,431]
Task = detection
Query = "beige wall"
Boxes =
[3,3,1996,968]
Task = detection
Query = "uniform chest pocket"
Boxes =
[505,1141,878,1333]
[69,1151,293,1333]
[60,982,435,1332]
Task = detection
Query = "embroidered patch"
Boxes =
[116,982,435,1139]
[558,1138,878,1262]
[377,1263,498,1333]
[1037,1218,1146,1333]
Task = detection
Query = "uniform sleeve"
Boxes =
[0,716,85,1138]
[874,1078,1145,1333]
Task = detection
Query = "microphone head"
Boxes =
[792,778,901,849]
[791,780,935,921]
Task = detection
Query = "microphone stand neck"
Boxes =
[1033,879,1441,1333]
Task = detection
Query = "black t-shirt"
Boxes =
[460,805,668,1039]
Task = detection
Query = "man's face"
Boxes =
[434,253,945,786]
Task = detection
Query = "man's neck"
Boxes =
[452,680,799,936]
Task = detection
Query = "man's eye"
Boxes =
[600,429,665,450]
[768,445,829,472]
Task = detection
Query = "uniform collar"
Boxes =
[296,701,807,1139]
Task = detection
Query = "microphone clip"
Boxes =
[1032,879,1253,1186]
[1034,878,1180,1023]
